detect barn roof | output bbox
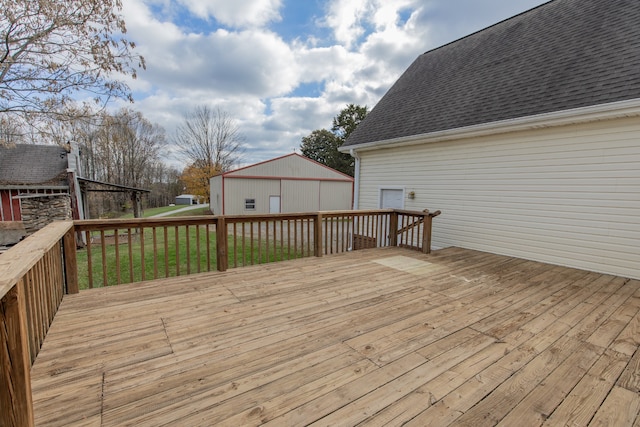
[220,153,353,181]
[343,0,640,148]
[0,144,69,186]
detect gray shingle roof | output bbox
[344,0,640,148]
[0,144,69,186]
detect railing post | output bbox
[216,217,228,271]
[63,226,79,294]
[389,211,399,247]
[0,285,36,427]
[314,213,323,257]
[422,214,433,254]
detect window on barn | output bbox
[245,198,256,210]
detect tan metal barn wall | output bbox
[229,154,349,180]
[281,180,320,212]
[319,181,352,210]
[224,178,280,215]
[209,176,223,214]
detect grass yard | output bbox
[166,207,213,217]
[76,225,306,289]
[117,205,187,219]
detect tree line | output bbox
[0,0,367,217]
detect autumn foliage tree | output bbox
[180,162,220,203]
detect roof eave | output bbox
[340,98,640,153]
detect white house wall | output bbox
[357,116,640,279]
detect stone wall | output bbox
[0,221,26,246]
[21,195,72,235]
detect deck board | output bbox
[31,247,640,426]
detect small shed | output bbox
[175,194,200,205]
[0,143,149,244]
[210,153,353,215]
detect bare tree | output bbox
[0,115,23,145]
[175,105,244,173]
[0,0,144,120]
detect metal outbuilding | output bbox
[210,153,353,215]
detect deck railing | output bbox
[73,209,441,288]
[0,208,439,425]
[0,221,77,427]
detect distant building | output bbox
[0,143,149,245]
[210,153,353,215]
[175,194,200,205]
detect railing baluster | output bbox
[100,230,107,286]
[196,224,202,273]
[152,227,158,279]
[175,226,180,276]
[232,222,238,268]
[164,227,169,278]
[206,224,211,271]
[140,227,146,281]
[115,229,120,285]
[273,220,278,261]
[127,228,134,283]
[241,222,246,266]
[85,230,93,289]
[253,221,258,265]
[185,225,191,275]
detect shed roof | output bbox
[221,153,353,181]
[0,144,69,186]
[343,0,640,148]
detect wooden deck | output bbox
[31,247,640,426]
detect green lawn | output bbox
[76,225,306,289]
[118,205,188,219]
[165,207,213,217]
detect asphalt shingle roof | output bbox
[0,144,69,186]
[344,0,640,148]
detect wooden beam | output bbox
[314,213,323,257]
[63,227,79,294]
[216,218,228,272]
[388,212,398,247]
[422,216,432,254]
[0,285,35,427]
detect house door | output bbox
[380,188,404,209]
[269,196,281,213]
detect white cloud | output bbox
[116,0,549,167]
[176,0,282,28]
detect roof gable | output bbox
[224,153,353,181]
[0,144,69,186]
[344,0,640,148]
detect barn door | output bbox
[269,196,281,213]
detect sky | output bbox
[116,0,552,168]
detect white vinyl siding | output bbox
[356,117,640,279]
